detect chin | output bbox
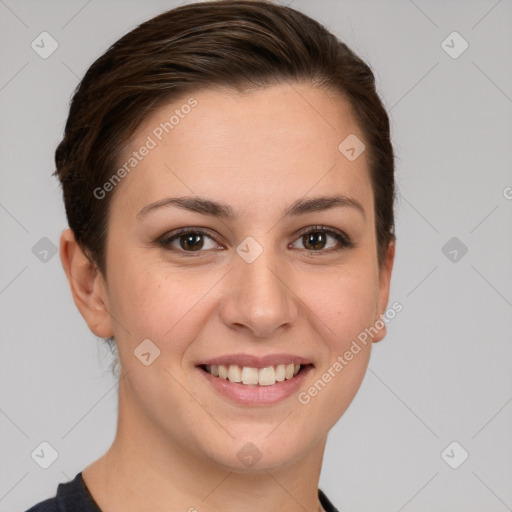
[197,424,317,472]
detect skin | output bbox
[60,82,395,512]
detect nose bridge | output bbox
[220,237,299,337]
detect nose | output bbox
[218,244,300,339]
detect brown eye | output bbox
[179,233,205,251]
[302,231,328,250]
[158,229,221,253]
[290,226,353,252]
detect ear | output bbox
[59,228,114,338]
[372,238,396,343]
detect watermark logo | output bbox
[31,441,59,469]
[32,237,58,263]
[236,236,264,263]
[31,31,58,59]
[442,236,468,263]
[133,338,161,366]
[338,134,365,161]
[441,441,469,469]
[441,31,468,59]
[237,442,262,467]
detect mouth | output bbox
[196,354,315,405]
[199,362,313,386]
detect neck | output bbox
[83,380,327,512]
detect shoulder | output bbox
[23,497,59,512]
[23,471,101,512]
[319,488,340,512]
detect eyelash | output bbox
[156,225,354,256]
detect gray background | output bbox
[1,0,511,511]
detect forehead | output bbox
[109,83,372,219]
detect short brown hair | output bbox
[55,0,396,278]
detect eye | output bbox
[157,228,223,254]
[157,225,353,256]
[289,226,353,252]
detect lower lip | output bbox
[198,365,314,405]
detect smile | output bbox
[202,363,303,386]
[196,354,314,405]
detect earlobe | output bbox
[373,238,396,344]
[59,228,114,338]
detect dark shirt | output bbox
[24,471,339,512]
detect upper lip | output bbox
[197,353,313,368]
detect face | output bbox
[82,82,394,471]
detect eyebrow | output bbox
[136,194,365,221]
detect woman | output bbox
[26,0,396,510]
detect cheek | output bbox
[293,268,377,424]
[297,262,379,347]
[107,260,219,357]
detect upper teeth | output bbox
[205,363,301,386]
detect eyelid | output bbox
[290,225,354,250]
[293,225,351,242]
[157,225,353,254]
[157,227,224,250]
